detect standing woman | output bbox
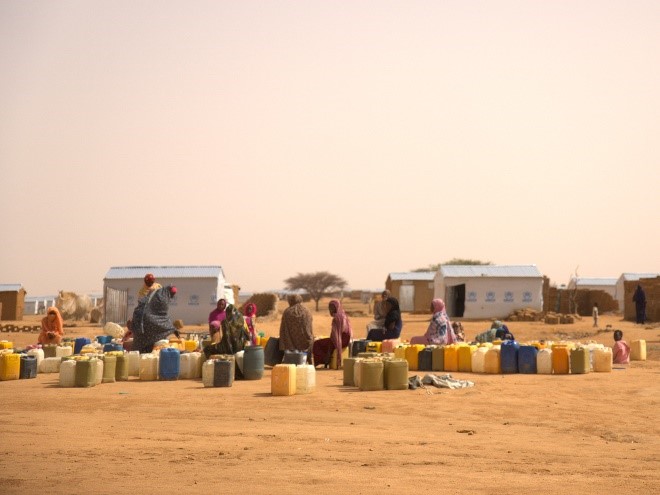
[208,298,227,343]
[633,285,646,324]
[38,307,64,345]
[313,300,353,368]
[243,302,258,346]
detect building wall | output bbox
[104,277,224,326]
[624,277,659,322]
[435,275,543,319]
[0,290,25,320]
[385,279,434,312]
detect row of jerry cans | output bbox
[342,357,409,391]
[0,352,37,380]
[351,339,401,358]
[270,364,316,396]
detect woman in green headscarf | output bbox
[218,304,251,355]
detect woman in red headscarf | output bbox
[243,302,258,345]
[38,307,65,345]
[312,300,353,368]
[138,273,162,299]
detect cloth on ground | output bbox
[408,373,475,390]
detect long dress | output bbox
[279,302,314,355]
[131,287,176,353]
[313,300,353,367]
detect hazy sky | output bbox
[1,1,659,296]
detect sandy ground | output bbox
[1,301,658,495]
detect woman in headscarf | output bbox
[138,273,162,299]
[367,297,403,341]
[243,302,258,346]
[313,300,353,368]
[633,285,646,324]
[208,298,227,343]
[38,307,64,345]
[131,285,179,353]
[410,299,456,345]
[279,295,314,361]
[218,304,250,355]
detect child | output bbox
[592,302,599,328]
[452,321,465,342]
[612,330,630,364]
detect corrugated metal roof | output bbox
[104,266,224,280]
[0,284,23,292]
[573,278,617,286]
[388,272,436,281]
[620,272,659,281]
[440,265,542,278]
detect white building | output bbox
[103,266,231,326]
[615,273,659,312]
[434,265,544,319]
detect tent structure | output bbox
[385,272,435,312]
[434,265,544,319]
[103,266,231,326]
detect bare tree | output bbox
[284,271,348,311]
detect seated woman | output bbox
[243,302,258,346]
[218,305,250,355]
[410,299,457,345]
[366,297,402,342]
[38,307,64,345]
[366,290,390,335]
[474,320,501,344]
[313,299,353,368]
[208,298,227,343]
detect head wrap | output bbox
[431,299,446,313]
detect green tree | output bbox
[284,271,348,311]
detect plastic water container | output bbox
[384,359,408,390]
[0,341,13,349]
[27,348,44,369]
[484,347,501,374]
[283,350,308,365]
[102,355,117,383]
[184,340,198,352]
[518,346,538,374]
[444,345,459,372]
[343,357,358,386]
[630,340,646,361]
[20,355,38,379]
[213,359,234,387]
[405,344,425,371]
[329,345,350,370]
[537,348,553,374]
[74,337,91,355]
[59,359,76,387]
[295,364,316,394]
[96,335,110,344]
[552,345,570,374]
[179,352,198,379]
[584,342,605,370]
[458,345,476,372]
[202,360,215,387]
[234,350,245,379]
[500,341,520,374]
[103,343,123,353]
[593,347,613,372]
[381,339,400,354]
[570,347,590,374]
[418,347,433,371]
[39,357,62,374]
[115,354,129,381]
[75,359,96,387]
[93,358,103,385]
[359,359,384,391]
[128,351,140,376]
[56,346,73,358]
[353,359,363,389]
[351,340,370,357]
[394,345,408,361]
[432,346,445,371]
[471,347,489,373]
[159,348,180,380]
[366,341,382,353]
[243,346,264,380]
[139,354,159,381]
[0,353,20,380]
[271,364,296,396]
[43,344,57,358]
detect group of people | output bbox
[35,272,646,369]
